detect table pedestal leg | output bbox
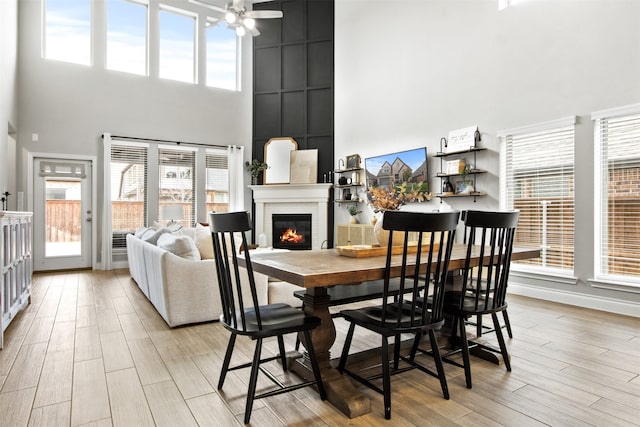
[289,287,371,418]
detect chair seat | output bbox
[341,302,441,333]
[293,279,422,307]
[224,303,321,336]
[444,292,507,316]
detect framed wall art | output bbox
[346,154,361,169]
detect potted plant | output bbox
[347,205,362,224]
[245,159,268,185]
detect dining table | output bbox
[239,244,540,418]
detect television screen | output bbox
[364,147,429,194]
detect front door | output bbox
[33,158,92,271]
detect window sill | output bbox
[589,278,640,295]
[510,265,578,286]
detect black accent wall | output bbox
[252,0,335,246]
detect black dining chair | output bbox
[337,210,460,420]
[458,210,514,340]
[442,210,519,389]
[209,211,326,424]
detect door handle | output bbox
[86,218,92,222]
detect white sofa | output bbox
[126,227,300,327]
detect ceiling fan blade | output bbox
[188,0,226,14]
[232,0,244,10]
[245,10,283,19]
[249,26,260,37]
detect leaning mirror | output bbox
[264,137,298,184]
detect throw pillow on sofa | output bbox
[195,223,214,259]
[157,233,201,260]
[140,227,171,245]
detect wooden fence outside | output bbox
[46,200,230,243]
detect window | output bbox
[206,20,238,90]
[44,0,91,65]
[106,0,148,75]
[205,148,230,213]
[594,104,640,284]
[500,117,576,273]
[110,143,148,249]
[159,7,196,83]
[498,0,510,11]
[158,147,196,226]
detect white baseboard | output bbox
[111,260,129,270]
[508,283,640,318]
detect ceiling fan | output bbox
[189,0,283,37]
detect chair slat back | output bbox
[382,211,460,327]
[460,210,519,312]
[210,211,263,332]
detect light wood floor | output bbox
[1,269,640,426]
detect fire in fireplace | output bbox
[272,214,312,250]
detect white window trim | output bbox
[499,115,576,278]
[496,116,576,139]
[592,102,640,290]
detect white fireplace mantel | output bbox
[250,184,332,250]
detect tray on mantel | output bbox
[336,243,439,258]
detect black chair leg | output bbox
[409,331,423,361]
[303,329,327,400]
[338,323,356,373]
[277,335,287,371]
[218,333,236,390]
[450,315,459,341]
[428,329,449,400]
[381,335,391,420]
[244,338,263,425]
[458,317,472,389]
[492,313,511,371]
[393,333,401,370]
[476,314,483,337]
[294,302,305,351]
[503,310,513,339]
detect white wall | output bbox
[335,0,640,313]
[16,0,254,261]
[0,0,18,210]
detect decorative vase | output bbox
[373,212,405,247]
[251,176,258,185]
[350,216,358,224]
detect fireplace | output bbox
[250,183,331,250]
[272,214,312,250]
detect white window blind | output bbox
[500,118,575,272]
[205,149,230,214]
[110,143,148,249]
[158,147,196,226]
[594,106,640,284]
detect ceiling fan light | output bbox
[225,11,237,24]
[236,26,246,36]
[243,18,255,29]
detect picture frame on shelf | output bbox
[346,154,361,169]
[445,159,466,175]
[455,180,474,195]
[446,125,478,153]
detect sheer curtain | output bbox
[228,145,245,211]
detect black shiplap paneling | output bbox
[253,0,335,246]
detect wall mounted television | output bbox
[364,147,429,193]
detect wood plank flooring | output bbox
[0,269,639,426]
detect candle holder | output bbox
[1,191,10,211]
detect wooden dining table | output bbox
[240,244,540,418]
